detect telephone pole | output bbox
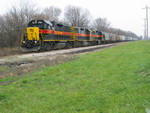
[144,18,147,39]
[143,6,150,39]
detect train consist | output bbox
[21,20,137,52]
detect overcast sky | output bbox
[0,0,150,37]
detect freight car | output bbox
[21,20,105,52]
[102,32,137,43]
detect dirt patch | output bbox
[0,54,76,79]
[0,60,34,67]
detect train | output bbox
[21,20,137,52]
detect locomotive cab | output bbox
[26,20,53,41]
[28,20,53,29]
[21,20,54,52]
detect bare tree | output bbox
[0,15,7,48]
[19,0,39,27]
[42,6,61,22]
[64,5,92,27]
[0,1,39,48]
[92,18,111,32]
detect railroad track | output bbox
[17,43,119,58]
[0,42,124,63]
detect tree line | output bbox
[0,1,140,48]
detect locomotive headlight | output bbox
[35,41,37,43]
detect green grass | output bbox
[0,41,150,113]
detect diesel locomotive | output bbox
[21,20,105,52]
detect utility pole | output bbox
[144,18,147,39]
[143,6,150,39]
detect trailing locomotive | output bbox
[21,20,105,52]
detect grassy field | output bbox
[0,41,150,113]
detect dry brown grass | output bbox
[0,47,20,57]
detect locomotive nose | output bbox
[27,27,40,41]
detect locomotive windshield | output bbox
[28,20,53,30]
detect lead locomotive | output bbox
[21,20,105,52]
